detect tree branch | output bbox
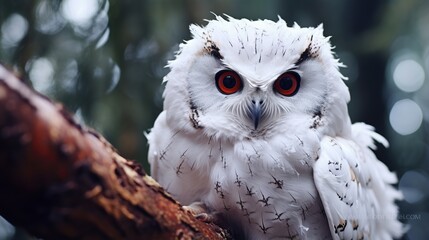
[0,65,228,240]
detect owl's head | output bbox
[163,16,351,140]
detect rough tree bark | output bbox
[0,65,228,240]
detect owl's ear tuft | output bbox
[292,22,300,28]
[312,24,325,40]
[276,15,287,26]
[222,14,235,22]
[189,24,205,38]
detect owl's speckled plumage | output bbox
[147,16,404,239]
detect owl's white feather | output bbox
[314,124,403,240]
[147,16,403,239]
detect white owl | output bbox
[147,16,404,240]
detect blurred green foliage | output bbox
[1,0,428,239]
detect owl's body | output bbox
[147,16,403,239]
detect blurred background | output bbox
[0,0,428,239]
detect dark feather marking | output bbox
[208,146,213,159]
[258,192,272,206]
[189,100,203,129]
[247,162,254,177]
[180,149,188,158]
[246,154,252,164]
[303,152,311,167]
[171,128,183,138]
[205,39,223,59]
[219,141,227,168]
[234,171,242,187]
[176,158,185,175]
[175,149,189,175]
[269,174,284,189]
[251,145,261,159]
[214,181,226,199]
[245,184,255,196]
[271,208,286,222]
[315,147,321,161]
[295,45,312,65]
[190,161,196,171]
[310,107,323,129]
[366,177,372,186]
[334,220,348,234]
[159,150,167,161]
[220,191,225,199]
[236,193,246,210]
[289,192,297,203]
[315,153,320,161]
[352,220,359,230]
[239,36,245,49]
[295,35,316,66]
[159,127,183,160]
[243,209,255,223]
[258,215,272,234]
[282,218,299,240]
[336,192,344,201]
[214,181,222,193]
[301,206,307,220]
[296,136,304,146]
[254,37,258,54]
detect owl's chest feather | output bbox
[200,138,330,239]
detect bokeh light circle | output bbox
[389,99,423,135]
[392,59,425,92]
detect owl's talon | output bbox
[183,202,207,215]
[183,202,219,223]
[195,213,211,222]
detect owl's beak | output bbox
[249,99,263,129]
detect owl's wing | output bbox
[313,123,404,240]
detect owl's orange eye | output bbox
[215,70,242,95]
[273,71,300,96]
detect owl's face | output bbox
[163,16,350,140]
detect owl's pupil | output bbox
[279,77,293,90]
[223,75,237,88]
